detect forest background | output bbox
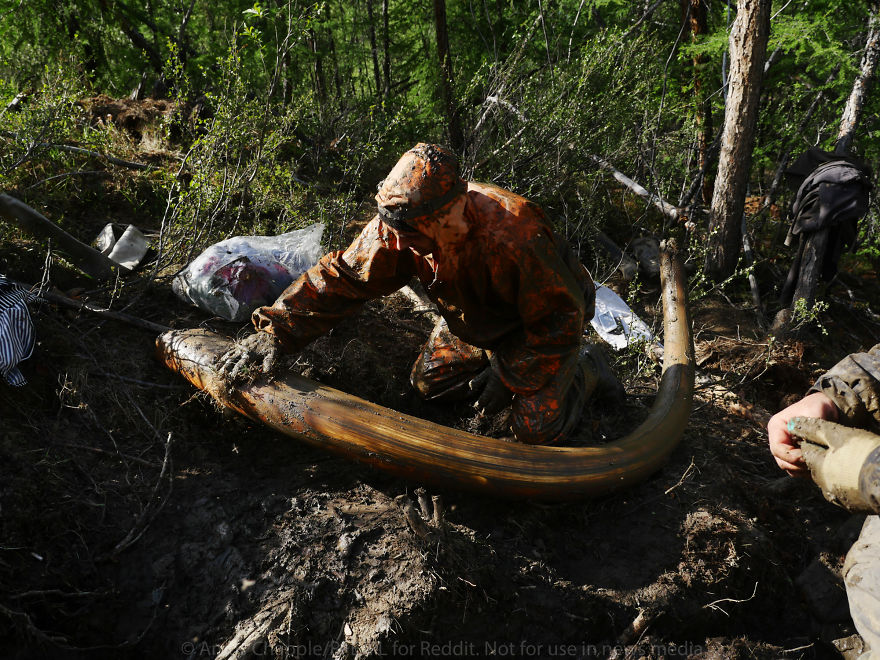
[2,0,879,303]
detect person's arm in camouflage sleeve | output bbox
[252,216,417,352]
[218,218,416,379]
[809,344,880,431]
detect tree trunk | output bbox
[328,32,343,99]
[96,0,165,75]
[308,29,326,103]
[433,0,463,150]
[382,0,391,98]
[366,0,383,100]
[683,0,713,204]
[835,4,880,154]
[791,229,829,310]
[704,0,770,282]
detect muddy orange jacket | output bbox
[253,182,594,396]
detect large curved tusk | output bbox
[157,244,694,500]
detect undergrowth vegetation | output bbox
[0,0,879,319]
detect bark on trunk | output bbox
[683,0,713,204]
[308,29,326,103]
[366,0,383,100]
[790,229,829,310]
[382,0,391,98]
[433,0,463,150]
[704,0,771,282]
[836,5,880,154]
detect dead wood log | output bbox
[157,245,694,500]
[589,155,680,221]
[39,144,156,171]
[596,231,639,281]
[28,285,170,333]
[0,194,125,281]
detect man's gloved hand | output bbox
[216,331,282,381]
[468,358,512,416]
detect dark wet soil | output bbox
[1,259,872,660]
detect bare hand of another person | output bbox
[767,391,840,477]
[217,332,282,381]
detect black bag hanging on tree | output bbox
[779,147,872,308]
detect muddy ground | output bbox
[2,99,879,659]
[3,244,878,660]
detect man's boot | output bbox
[580,343,626,406]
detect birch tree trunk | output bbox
[704,0,771,282]
[836,4,880,154]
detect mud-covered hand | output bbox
[788,416,880,513]
[468,359,512,416]
[217,331,282,381]
[767,391,839,477]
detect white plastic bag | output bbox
[94,223,149,270]
[589,283,656,350]
[173,223,324,322]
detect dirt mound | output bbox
[77,95,209,149]
[80,95,175,140]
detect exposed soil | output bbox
[3,101,880,659]
[2,256,876,660]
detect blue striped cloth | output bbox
[0,275,35,386]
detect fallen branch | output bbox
[37,143,156,171]
[1,132,158,171]
[0,193,124,280]
[27,285,170,333]
[0,91,26,119]
[589,155,680,221]
[473,122,530,170]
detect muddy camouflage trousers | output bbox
[844,515,880,657]
[410,318,597,444]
